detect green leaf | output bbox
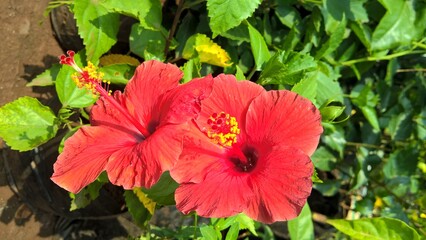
[385,112,413,141]
[55,52,97,108]
[247,22,271,70]
[234,214,257,236]
[181,58,202,83]
[291,72,318,104]
[101,0,138,18]
[311,169,323,183]
[73,0,120,62]
[0,97,58,151]
[314,17,346,59]
[349,21,372,51]
[322,123,346,157]
[58,126,80,153]
[235,65,246,80]
[124,190,152,228]
[258,51,317,85]
[225,222,240,240]
[70,178,105,211]
[283,25,302,52]
[311,146,337,171]
[320,104,347,123]
[324,0,368,23]
[360,106,380,131]
[136,0,162,30]
[100,64,134,85]
[316,62,343,105]
[129,23,166,61]
[221,23,250,42]
[207,0,261,37]
[327,217,421,240]
[26,64,61,87]
[200,225,220,240]
[101,0,162,30]
[371,0,417,51]
[142,171,178,206]
[275,1,301,28]
[288,203,314,240]
[314,179,341,197]
[383,147,419,179]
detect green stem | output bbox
[345,141,390,151]
[247,67,257,80]
[340,50,425,66]
[164,0,186,57]
[193,213,198,238]
[302,0,323,4]
[145,224,151,240]
[183,0,206,9]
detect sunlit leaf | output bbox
[181,58,202,83]
[288,203,314,240]
[371,0,417,51]
[291,72,318,104]
[73,0,119,62]
[207,0,261,37]
[327,217,421,240]
[0,97,58,151]
[258,51,317,85]
[225,222,240,240]
[234,214,257,236]
[247,22,271,70]
[200,225,220,239]
[101,0,162,30]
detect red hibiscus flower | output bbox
[51,51,213,193]
[170,75,323,223]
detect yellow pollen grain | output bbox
[206,112,240,147]
[71,61,105,97]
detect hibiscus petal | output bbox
[244,146,313,223]
[124,60,183,125]
[90,91,139,133]
[174,160,253,218]
[153,75,214,127]
[51,126,137,193]
[245,90,323,156]
[106,123,186,189]
[195,75,265,136]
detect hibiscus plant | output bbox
[0,0,425,239]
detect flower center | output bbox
[59,50,150,138]
[206,112,240,147]
[229,146,258,172]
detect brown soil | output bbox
[0,1,141,239]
